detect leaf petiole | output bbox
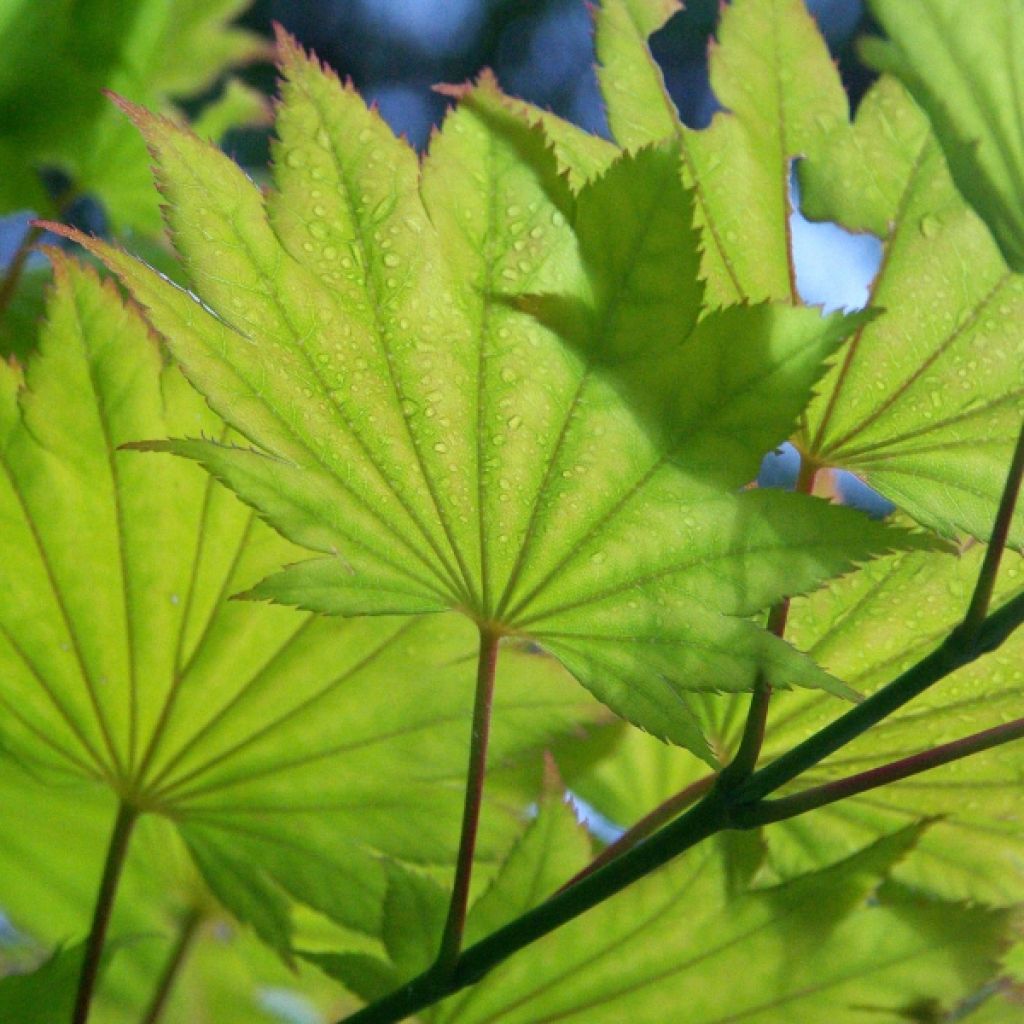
[557,773,716,892]
[434,627,502,975]
[139,908,202,1024]
[959,419,1024,637]
[733,713,1024,827]
[720,455,818,789]
[335,584,1024,1024]
[72,801,138,1024]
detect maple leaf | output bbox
[798,76,1024,544]
[54,33,921,759]
[0,255,598,953]
[866,0,1024,274]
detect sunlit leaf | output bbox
[865,0,1024,274]
[0,255,601,953]
[0,763,356,1024]
[311,772,593,1007]
[565,541,1024,906]
[799,76,1024,544]
[462,763,591,948]
[763,542,1024,905]
[445,72,618,191]
[594,0,847,305]
[428,827,1008,1023]
[62,33,922,759]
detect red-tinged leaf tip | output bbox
[272,21,303,63]
[102,90,148,123]
[272,22,343,93]
[434,69,501,101]
[31,220,91,248]
[32,222,114,272]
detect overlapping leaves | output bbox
[0,257,599,952]
[564,540,1024,906]
[594,0,1024,546]
[0,763,354,1023]
[865,0,1024,274]
[68,31,920,758]
[319,802,1006,1023]
[595,0,848,306]
[799,76,1024,545]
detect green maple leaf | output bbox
[591,0,1024,545]
[461,74,618,192]
[865,0,1024,275]
[368,823,1006,1023]
[762,540,1024,906]
[0,763,351,1023]
[594,0,848,306]
[0,943,96,1024]
[798,76,1024,544]
[565,538,1024,907]
[61,32,922,760]
[309,768,594,1011]
[0,255,600,953]
[0,0,267,231]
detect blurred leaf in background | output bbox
[0,0,268,232]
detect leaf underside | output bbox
[594,0,1024,546]
[0,256,601,952]
[65,30,921,757]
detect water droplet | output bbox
[285,149,306,168]
[434,441,449,454]
[919,214,941,239]
[383,252,401,268]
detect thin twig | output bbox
[338,794,730,1024]
[434,627,502,974]
[960,419,1024,636]
[557,773,716,892]
[72,802,138,1024]
[735,714,1024,826]
[333,586,1024,1024]
[334,439,1024,1023]
[720,456,818,788]
[139,909,202,1024]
